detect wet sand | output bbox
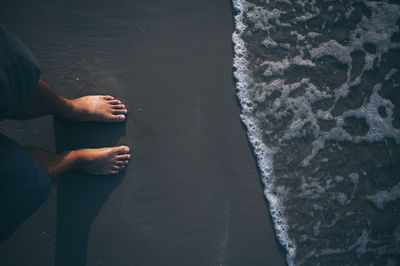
[0,0,285,265]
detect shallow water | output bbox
[232,0,400,265]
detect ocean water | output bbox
[232,0,400,265]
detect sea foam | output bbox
[232,0,400,265]
[232,0,296,265]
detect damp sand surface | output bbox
[0,0,286,265]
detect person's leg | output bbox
[0,133,130,243]
[27,146,131,183]
[0,133,51,243]
[11,79,128,122]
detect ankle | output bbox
[55,97,78,118]
[63,150,85,170]
[48,150,82,180]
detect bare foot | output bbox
[62,95,128,122]
[27,145,131,182]
[75,146,131,175]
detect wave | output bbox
[232,0,296,264]
[232,0,400,265]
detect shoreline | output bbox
[232,0,294,264]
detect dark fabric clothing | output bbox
[0,133,51,243]
[0,24,50,243]
[0,23,41,120]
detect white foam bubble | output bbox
[232,0,296,265]
[366,182,400,209]
[310,40,352,65]
[294,11,317,23]
[385,68,398,81]
[349,173,359,184]
[262,37,278,49]
[318,230,370,257]
[335,192,348,206]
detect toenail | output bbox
[127,154,130,158]
[124,147,130,152]
[120,115,125,120]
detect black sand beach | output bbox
[0,0,285,265]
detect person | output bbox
[0,24,131,242]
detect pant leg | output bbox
[0,24,41,120]
[0,133,51,243]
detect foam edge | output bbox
[231,0,296,265]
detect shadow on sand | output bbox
[53,118,126,266]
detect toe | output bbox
[109,114,126,122]
[103,95,114,100]
[112,165,122,170]
[108,99,122,105]
[116,154,130,160]
[112,109,128,115]
[116,160,129,165]
[117,114,126,121]
[113,104,126,109]
[109,170,119,175]
[115,145,130,154]
[121,146,130,153]
[120,146,130,153]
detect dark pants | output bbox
[0,134,51,242]
[0,24,51,243]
